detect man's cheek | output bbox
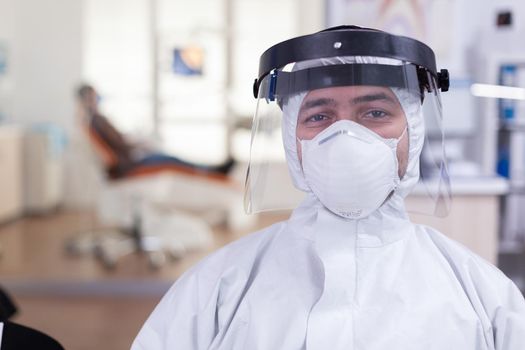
[396,135,409,179]
[296,140,303,164]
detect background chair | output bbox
[65,111,250,269]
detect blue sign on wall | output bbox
[172,46,204,76]
[0,43,7,75]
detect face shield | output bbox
[245,26,451,217]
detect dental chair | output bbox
[65,112,249,269]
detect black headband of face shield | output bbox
[259,63,424,101]
[253,25,449,99]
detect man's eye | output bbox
[365,110,388,119]
[307,114,328,122]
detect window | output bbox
[83,0,305,164]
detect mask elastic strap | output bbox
[382,125,408,149]
[397,125,408,142]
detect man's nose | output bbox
[335,111,356,122]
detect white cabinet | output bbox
[0,126,23,222]
[407,177,508,265]
[23,130,64,213]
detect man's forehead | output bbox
[300,86,398,111]
[304,86,394,100]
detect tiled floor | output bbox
[12,294,159,350]
[0,209,288,350]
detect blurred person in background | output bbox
[76,84,235,180]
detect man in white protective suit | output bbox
[132,25,525,349]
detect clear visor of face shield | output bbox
[244,59,451,217]
[413,69,451,217]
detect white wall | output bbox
[83,0,153,135]
[0,0,85,207]
[0,0,15,48]
[0,0,15,121]
[446,0,525,77]
[326,0,525,77]
[10,0,83,131]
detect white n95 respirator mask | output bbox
[300,120,405,219]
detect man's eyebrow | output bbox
[300,98,337,111]
[352,93,396,104]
